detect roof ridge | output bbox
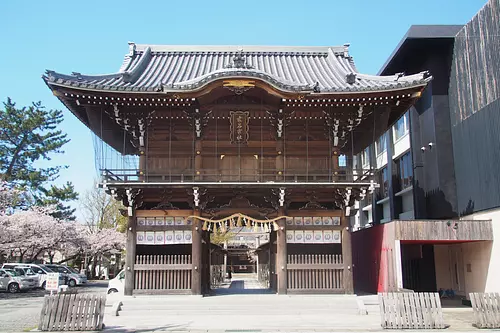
[132,43,348,55]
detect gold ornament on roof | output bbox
[222,80,255,95]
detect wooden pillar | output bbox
[277,207,287,294]
[191,208,202,295]
[332,149,339,180]
[124,208,136,296]
[139,147,146,181]
[269,231,277,291]
[341,211,354,294]
[276,140,284,181]
[202,230,210,294]
[195,140,202,181]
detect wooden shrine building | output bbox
[44,43,430,295]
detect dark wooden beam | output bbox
[341,212,353,294]
[191,208,202,295]
[124,209,136,296]
[277,206,287,294]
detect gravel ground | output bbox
[0,281,108,332]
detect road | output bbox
[0,281,108,332]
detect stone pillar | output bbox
[191,208,202,295]
[341,211,354,294]
[194,140,202,181]
[277,207,287,294]
[124,209,136,296]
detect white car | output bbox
[1,263,65,289]
[107,270,125,294]
[0,269,37,293]
[12,267,40,288]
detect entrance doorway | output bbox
[210,225,274,295]
[195,210,279,296]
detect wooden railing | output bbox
[102,168,375,184]
[134,255,191,292]
[258,264,270,288]
[287,254,344,292]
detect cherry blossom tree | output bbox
[0,181,125,269]
[0,181,24,215]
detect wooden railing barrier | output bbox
[378,292,445,329]
[38,294,105,331]
[134,255,191,291]
[287,254,343,292]
[470,292,500,328]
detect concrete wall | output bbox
[434,241,494,298]
[461,241,493,295]
[462,208,500,293]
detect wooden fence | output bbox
[470,292,500,328]
[287,254,343,292]
[378,292,445,329]
[134,255,191,292]
[38,294,105,331]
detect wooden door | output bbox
[219,155,259,181]
[449,246,465,295]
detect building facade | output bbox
[44,44,429,295]
[352,0,499,297]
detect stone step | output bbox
[118,307,360,316]
[118,299,360,311]
[104,314,381,330]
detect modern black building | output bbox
[352,0,499,297]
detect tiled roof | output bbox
[44,43,431,94]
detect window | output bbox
[339,154,347,167]
[394,112,409,141]
[398,152,413,190]
[376,133,387,155]
[361,147,370,166]
[380,167,389,198]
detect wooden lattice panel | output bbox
[378,292,445,329]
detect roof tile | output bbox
[44,43,431,94]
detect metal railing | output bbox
[101,168,376,184]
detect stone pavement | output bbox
[101,274,482,333]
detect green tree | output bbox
[0,98,78,219]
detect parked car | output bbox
[1,263,65,289]
[45,264,87,287]
[12,266,40,288]
[107,270,124,294]
[0,268,37,293]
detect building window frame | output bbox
[375,132,387,156]
[361,147,370,167]
[380,167,389,198]
[397,151,413,190]
[393,112,409,142]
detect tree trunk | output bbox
[57,253,80,265]
[92,255,98,279]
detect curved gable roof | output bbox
[44,43,431,94]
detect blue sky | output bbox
[0,0,486,220]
